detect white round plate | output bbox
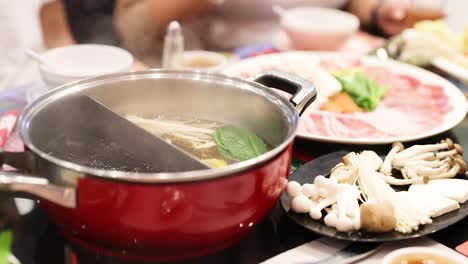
[432,56,468,85]
[222,52,468,144]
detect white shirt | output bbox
[0,0,53,91]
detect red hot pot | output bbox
[0,70,316,262]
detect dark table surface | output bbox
[11,122,468,264]
[6,78,468,264]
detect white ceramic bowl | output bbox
[382,247,467,264]
[279,7,359,51]
[39,44,133,89]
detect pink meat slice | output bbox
[231,57,452,139]
[298,112,392,138]
[298,63,451,139]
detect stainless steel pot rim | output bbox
[19,69,299,183]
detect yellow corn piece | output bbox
[202,159,228,168]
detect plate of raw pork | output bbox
[222,52,468,144]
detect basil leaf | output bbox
[213,125,268,161]
[333,69,388,111]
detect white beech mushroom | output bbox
[291,194,313,213]
[409,152,437,161]
[434,144,463,159]
[330,162,357,183]
[330,152,360,184]
[343,152,359,165]
[360,151,384,171]
[408,144,463,161]
[286,181,302,197]
[393,139,455,168]
[330,163,358,184]
[391,156,465,184]
[401,167,419,179]
[408,162,451,176]
[308,175,347,220]
[393,140,463,182]
[323,186,361,232]
[404,158,449,168]
[380,142,404,176]
[428,155,467,180]
[302,183,319,200]
[380,172,429,185]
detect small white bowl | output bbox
[382,247,467,264]
[178,50,229,72]
[279,7,359,51]
[39,44,133,89]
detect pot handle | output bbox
[249,70,317,115]
[0,151,76,208]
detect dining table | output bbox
[2,32,468,264]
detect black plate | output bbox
[280,151,468,242]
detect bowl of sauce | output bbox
[383,247,467,264]
[179,51,229,72]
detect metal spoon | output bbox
[369,35,406,62]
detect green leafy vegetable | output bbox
[213,125,268,161]
[0,230,13,264]
[333,69,388,111]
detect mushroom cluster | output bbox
[286,138,468,234]
[380,139,466,185]
[286,175,361,232]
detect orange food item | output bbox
[321,92,363,113]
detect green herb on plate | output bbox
[213,125,268,162]
[333,69,388,111]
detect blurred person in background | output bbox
[62,0,121,46]
[0,2,74,262]
[114,0,418,66]
[0,0,75,90]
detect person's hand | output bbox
[376,0,410,36]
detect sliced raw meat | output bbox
[225,54,455,140]
[299,112,392,138]
[301,61,452,139]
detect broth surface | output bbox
[391,253,457,264]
